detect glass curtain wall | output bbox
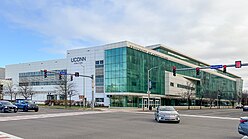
[105,46,238,107]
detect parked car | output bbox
[236,104,243,109]
[243,106,248,111]
[238,117,248,136]
[154,106,180,123]
[15,99,39,112]
[0,100,18,113]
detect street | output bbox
[0,108,245,139]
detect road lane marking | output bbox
[132,111,240,120]
[0,111,113,122]
[0,131,23,139]
[179,114,240,120]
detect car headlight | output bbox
[4,106,8,109]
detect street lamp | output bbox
[147,66,158,110]
[79,64,86,107]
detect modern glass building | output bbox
[104,42,242,108]
[5,41,243,107]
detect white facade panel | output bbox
[67,45,110,106]
[5,59,67,101]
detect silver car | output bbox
[154,106,180,123]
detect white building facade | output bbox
[5,41,242,107]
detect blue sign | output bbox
[60,71,67,75]
[210,65,223,69]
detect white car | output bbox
[154,106,180,123]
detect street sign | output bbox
[60,71,67,75]
[149,80,152,89]
[210,65,223,69]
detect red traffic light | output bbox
[223,65,227,73]
[172,66,176,76]
[44,69,47,78]
[59,74,62,80]
[235,61,242,68]
[196,67,200,75]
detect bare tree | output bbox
[237,91,242,105]
[205,90,217,109]
[241,90,248,105]
[19,82,33,100]
[55,75,77,108]
[0,82,3,100]
[68,90,78,107]
[180,82,195,109]
[3,82,15,101]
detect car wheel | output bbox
[14,108,17,113]
[35,108,39,112]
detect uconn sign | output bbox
[71,57,87,64]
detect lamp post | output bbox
[147,66,158,110]
[79,64,86,107]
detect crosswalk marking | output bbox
[0,111,113,122]
[180,114,240,120]
[0,131,23,139]
[132,111,240,120]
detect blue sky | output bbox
[0,0,248,88]
[0,17,63,67]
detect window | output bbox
[95,98,104,102]
[170,82,174,87]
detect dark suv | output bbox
[15,99,39,112]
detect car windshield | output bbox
[1,101,13,105]
[159,106,175,111]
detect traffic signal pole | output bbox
[41,70,95,110]
[174,61,248,73]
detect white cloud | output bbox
[0,0,248,88]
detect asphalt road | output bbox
[0,108,245,139]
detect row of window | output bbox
[19,81,63,86]
[19,70,67,77]
[170,82,195,90]
[95,60,104,65]
[19,70,67,86]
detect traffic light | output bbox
[70,75,73,81]
[223,65,227,73]
[172,66,176,76]
[196,67,200,75]
[75,72,79,77]
[44,70,47,78]
[59,74,62,80]
[235,61,242,68]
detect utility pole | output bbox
[147,66,158,111]
[91,75,94,110]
